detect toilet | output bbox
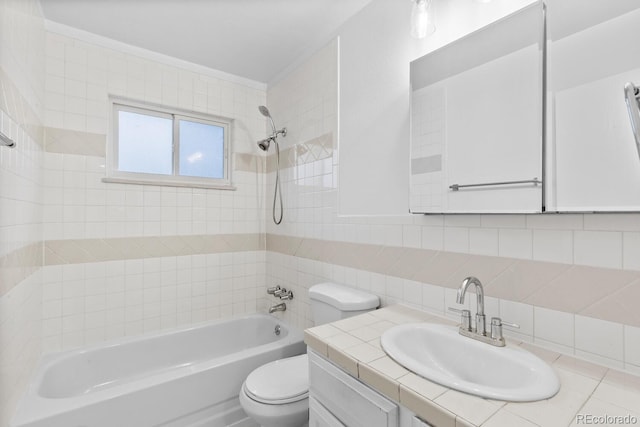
[239,282,380,427]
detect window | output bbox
[105,98,232,189]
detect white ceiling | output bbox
[40,0,373,84]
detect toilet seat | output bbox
[244,354,309,405]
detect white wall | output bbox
[338,0,413,216]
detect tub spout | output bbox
[269,302,286,313]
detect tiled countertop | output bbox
[304,305,640,427]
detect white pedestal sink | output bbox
[381,323,560,402]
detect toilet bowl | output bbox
[239,354,309,427]
[240,283,379,427]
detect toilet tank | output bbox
[309,283,380,326]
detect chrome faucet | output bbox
[457,276,486,337]
[449,276,520,347]
[269,302,286,314]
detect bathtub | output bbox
[12,314,305,427]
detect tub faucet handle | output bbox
[274,287,287,297]
[279,289,294,300]
[267,285,281,295]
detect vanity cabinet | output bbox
[308,350,432,427]
[309,397,347,427]
[309,351,398,427]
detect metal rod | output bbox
[449,178,541,191]
[0,131,15,148]
[624,82,640,161]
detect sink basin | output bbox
[380,323,560,401]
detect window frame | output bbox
[105,97,234,190]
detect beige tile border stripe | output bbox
[3,234,266,297]
[0,242,43,298]
[44,233,265,266]
[266,132,334,173]
[8,232,640,327]
[44,127,107,156]
[266,233,640,327]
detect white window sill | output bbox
[101,177,236,190]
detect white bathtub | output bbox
[12,314,305,427]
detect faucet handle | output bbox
[502,320,520,330]
[448,307,472,331]
[267,285,281,295]
[490,317,520,341]
[279,290,294,300]
[491,317,520,329]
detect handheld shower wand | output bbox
[257,106,286,225]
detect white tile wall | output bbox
[43,30,266,153]
[624,326,640,369]
[532,229,573,264]
[0,0,45,423]
[42,152,264,240]
[37,26,271,356]
[0,271,42,425]
[533,308,574,351]
[42,28,269,241]
[575,315,624,368]
[41,251,267,353]
[574,231,623,269]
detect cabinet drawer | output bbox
[309,350,398,427]
[411,416,433,427]
[309,396,346,427]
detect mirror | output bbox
[409,1,545,214]
[546,0,640,212]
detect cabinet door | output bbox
[309,351,398,427]
[547,0,640,211]
[409,2,544,213]
[309,397,346,427]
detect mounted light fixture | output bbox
[411,0,435,39]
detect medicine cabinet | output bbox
[409,1,545,214]
[410,0,640,214]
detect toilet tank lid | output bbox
[309,283,379,311]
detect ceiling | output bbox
[40,0,373,84]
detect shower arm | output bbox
[273,127,287,138]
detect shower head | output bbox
[258,105,271,118]
[256,105,286,153]
[257,137,272,151]
[259,105,277,135]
